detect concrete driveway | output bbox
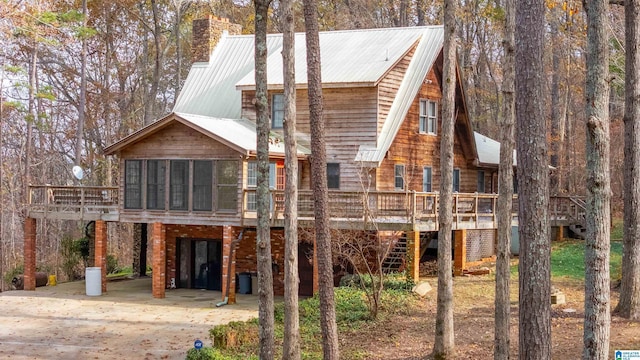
[0,278,258,359]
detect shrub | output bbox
[209,320,259,350]
[185,347,250,360]
[106,254,120,274]
[339,273,413,291]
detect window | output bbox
[395,164,405,190]
[419,100,437,134]
[327,163,340,189]
[423,166,432,192]
[217,160,238,211]
[272,93,284,128]
[247,161,276,188]
[477,170,485,193]
[453,168,460,192]
[124,160,142,209]
[193,160,213,211]
[170,160,189,210]
[146,160,166,210]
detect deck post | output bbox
[406,231,421,282]
[23,217,37,290]
[151,222,166,299]
[453,229,467,276]
[94,220,108,293]
[221,225,237,304]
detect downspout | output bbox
[216,229,244,307]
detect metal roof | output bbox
[175,112,310,156]
[355,27,444,165]
[474,132,516,166]
[235,27,439,88]
[173,34,283,118]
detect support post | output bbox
[406,231,421,282]
[221,225,237,304]
[94,220,107,293]
[23,217,37,291]
[453,229,467,276]
[151,222,166,299]
[554,226,564,241]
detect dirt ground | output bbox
[0,278,258,359]
[342,270,640,359]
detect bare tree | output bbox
[281,0,301,358]
[74,0,87,167]
[255,0,275,358]
[582,0,611,358]
[515,0,551,357]
[302,0,340,358]
[615,0,640,321]
[433,0,457,357]
[494,0,515,356]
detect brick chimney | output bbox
[192,15,242,63]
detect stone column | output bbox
[151,222,166,299]
[94,220,108,293]
[23,218,37,291]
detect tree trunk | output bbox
[515,0,551,357]
[144,0,162,125]
[282,0,301,358]
[302,1,340,358]
[494,0,515,356]
[75,0,88,167]
[615,0,640,321]
[24,42,37,208]
[583,0,611,357]
[433,0,456,357]
[254,1,275,358]
[140,223,147,276]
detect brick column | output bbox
[94,220,108,293]
[23,218,37,291]
[453,230,467,276]
[151,223,166,299]
[406,231,421,282]
[554,226,564,241]
[221,225,237,304]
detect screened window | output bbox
[423,166,433,192]
[272,93,284,128]
[193,161,213,211]
[419,100,438,134]
[395,164,405,190]
[217,160,238,211]
[146,160,166,210]
[477,170,486,193]
[453,168,461,192]
[327,163,340,189]
[170,160,189,210]
[124,160,142,209]
[247,161,277,210]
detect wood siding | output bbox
[242,87,379,191]
[377,44,417,134]
[377,66,491,193]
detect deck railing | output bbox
[28,185,585,228]
[28,185,119,220]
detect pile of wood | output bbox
[11,272,48,290]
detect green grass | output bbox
[551,240,623,281]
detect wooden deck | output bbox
[27,185,584,231]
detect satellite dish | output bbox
[72,165,84,180]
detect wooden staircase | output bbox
[382,233,431,273]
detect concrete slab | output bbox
[0,278,258,359]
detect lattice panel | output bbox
[466,230,496,262]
